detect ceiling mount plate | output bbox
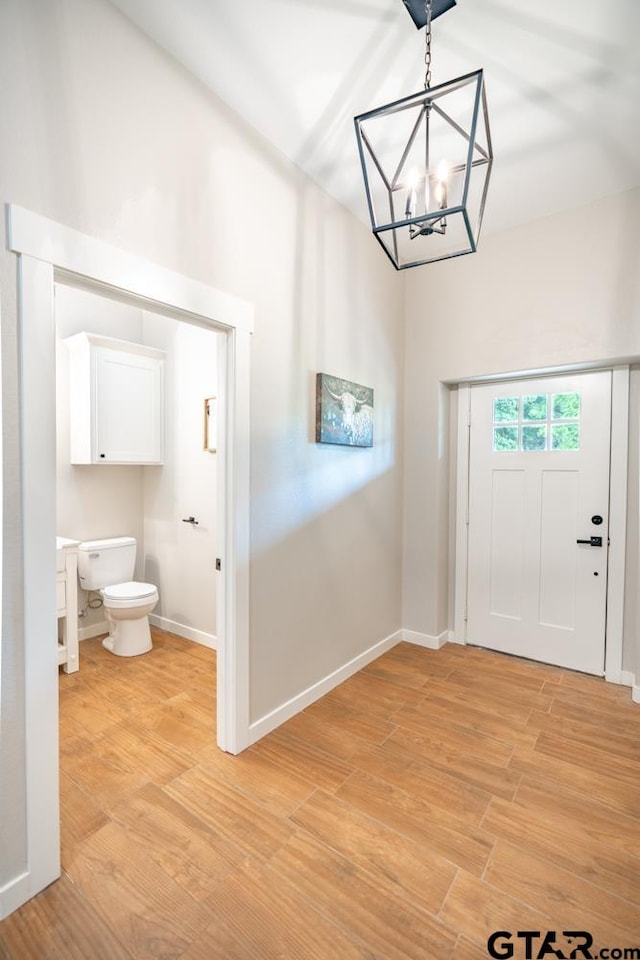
[401,0,457,28]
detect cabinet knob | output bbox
[99,453,106,459]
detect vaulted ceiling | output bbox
[111,0,640,237]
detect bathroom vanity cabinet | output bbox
[65,332,165,464]
[57,537,80,673]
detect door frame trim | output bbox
[453,364,628,684]
[5,203,253,914]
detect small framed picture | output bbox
[316,373,374,447]
[204,397,217,452]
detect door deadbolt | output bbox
[591,515,603,525]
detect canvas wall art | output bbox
[316,373,374,447]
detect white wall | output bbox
[403,187,640,677]
[55,289,219,644]
[55,284,146,633]
[0,0,404,892]
[142,314,218,645]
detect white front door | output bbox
[466,371,612,675]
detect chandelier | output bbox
[354,0,493,269]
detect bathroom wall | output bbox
[55,284,146,635]
[55,289,219,643]
[142,313,218,646]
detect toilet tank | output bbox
[77,537,136,590]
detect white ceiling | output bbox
[111,0,640,237]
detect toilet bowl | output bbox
[77,537,159,658]
[102,581,159,657]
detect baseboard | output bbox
[628,671,640,704]
[79,620,109,641]
[0,871,31,920]
[619,670,640,704]
[399,628,448,649]
[149,615,217,650]
[248,628,403,745]
[79,616,216,650]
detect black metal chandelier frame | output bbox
[354,0,493,270]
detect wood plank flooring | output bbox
[2,631,639,958]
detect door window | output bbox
[492,391,580,452]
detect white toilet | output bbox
[77,537,159,657]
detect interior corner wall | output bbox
[141,314,218,643]
[0,0,404,893]
[402,187,640,675]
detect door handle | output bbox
[576,536,602,547]
[182,516,199,525]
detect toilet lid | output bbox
[102,581,158,601]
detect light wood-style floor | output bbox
[1,631,639,959]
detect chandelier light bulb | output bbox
[437,159,451,182]
[404,166,420,219]
[435,159,450,208]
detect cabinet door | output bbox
[94,348,163,463]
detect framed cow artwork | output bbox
[315,373,374,447]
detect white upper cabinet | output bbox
[65,333,165,464]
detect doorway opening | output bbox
[8,204,252,913]
[55,285,222,658]
[54,283,224,824]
